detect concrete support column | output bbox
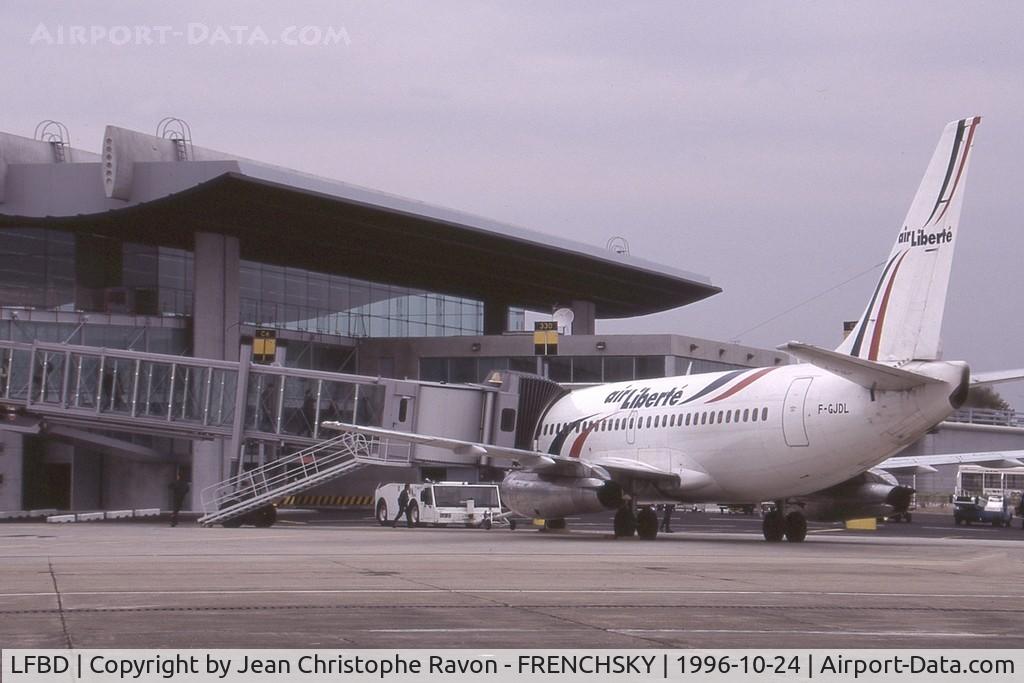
[190,232,241,509]
[192,232,241,361]
[483,299,509,336]
[0,431,24,510]
[570,300,596,335]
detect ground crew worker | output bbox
[392,483,416,528]
[168,471,190,527]
[659,503,675,533]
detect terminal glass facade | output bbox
[239,260,521,338]
[0,227,523,341]
[419,355,746,384]
[0,228,193,318]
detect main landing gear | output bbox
[614,506,636,537]
[762,503,806,543]
[614,505,660,539]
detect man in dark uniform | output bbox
[392,483,416,528]
[168,471,190,527]
[659,503,676,533]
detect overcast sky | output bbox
[4,1,1024,402]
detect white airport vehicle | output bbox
[374,481,507,529]
[328,117,1024,543]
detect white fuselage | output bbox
[536,361,965,503]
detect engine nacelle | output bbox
[500,471,624,519]
[798,469,914,522]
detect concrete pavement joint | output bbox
[47,558,72,649]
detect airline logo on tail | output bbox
[838,116,981,363]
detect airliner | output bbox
[327,116,1017,542]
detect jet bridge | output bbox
[0,340,567,522]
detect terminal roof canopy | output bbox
[0,127,720,318]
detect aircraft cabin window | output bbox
[700,412,707,425]
[628,418,634,429]
[669,415,676,427]
[733,409,741,423]
[725,411,732,424]
[684,414,690,426]
[645,416,652,428]
[743,408,749,422]
[762,407,769,421]
[752,409,758,422]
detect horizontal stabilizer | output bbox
[781,342,943,391]
[971,369,1024,386]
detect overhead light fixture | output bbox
[470,342,481,352]
[595,341,606,351]
[689,343,698,352]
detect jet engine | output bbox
[500,471,624,519]
[797,469,914,522]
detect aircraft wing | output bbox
[320,421,679,484]
[971,369,1024,386]
[878,450,1024,474]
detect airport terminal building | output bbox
[0,121,791,514]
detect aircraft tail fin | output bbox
[836,117,981,362]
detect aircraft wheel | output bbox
[252,505,277,528]
[905,512,912,523]
[376,500,389,526]
[509,519,517,531]
[482,519,492,530]
[636,507,659,540]
[613,507,637,537]
[784,511,807,543]
[762,510,784,542]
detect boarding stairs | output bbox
[198,431,411,527]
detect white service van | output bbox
[374,481,507,528]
